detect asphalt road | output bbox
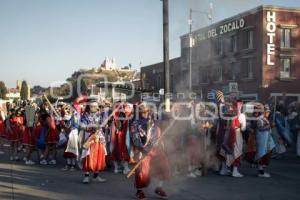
[0,144,300,200]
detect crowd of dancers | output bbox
[0,95,299,200]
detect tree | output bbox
[71,79,88,100]
[20,80,29,100]
[0,81,7,99]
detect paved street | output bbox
[0,144,300,200]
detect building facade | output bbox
[141,5,300,102]
[140,57,181,93]
[180,5,300,101]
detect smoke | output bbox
[154,103,220,195]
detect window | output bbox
[218,37,223,55]
[280,29,291,48]
[246,30,253,49]
[280,58,291,78]
[246,59,253,78]
[230,35,237,52]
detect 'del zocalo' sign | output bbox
[195,18,245,42]
[266,11,276,66]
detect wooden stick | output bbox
[127,118,175,179]
[43,94,60,117]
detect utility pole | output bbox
[163,0,170,112]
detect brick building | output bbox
[141,5,300,102]
[140,57,181,93]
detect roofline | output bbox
[140,57,181,69]
[181,4,300,38]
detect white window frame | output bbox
[280,58,291,78]
[247,30,253,49]
[280,28,291,48]
[230,35,237,52]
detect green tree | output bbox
[0,81,8,99]
[71,79,89,100]
[20,80,29,100]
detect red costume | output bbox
[23,127,36,146]
[16,116,25,141]
[6,117,20,142]
[111,103,131,162]
[135,147,170,188]
[131,119,170,189]
[34,117,59,145]
[45,117,59,144]
[82,133,106,172]
[0,113,5,138]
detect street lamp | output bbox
[188,3,213,91]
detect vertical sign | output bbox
[266,11,276,66]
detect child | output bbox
[6,109,20,161]
[62,115,79,171]
[23,104,37,165]
[36,113,58,165]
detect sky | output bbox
[0,0,300,88]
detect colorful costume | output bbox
[255,115,275,165]
[131,117,170,199]
[45,117,59,144]
[110,103,132,173]
[23,127,35,146]
[6,117,20,142]
[219,101,246,177]
[80,109,107,183]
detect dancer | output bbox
[80,100,107,184]
[111,102,132,174]
[219,100,246,177]
[255,104,275,178]
[131,104,170,200]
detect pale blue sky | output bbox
[0,0,299,88]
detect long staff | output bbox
[127,118,175,179]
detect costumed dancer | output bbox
[186,102,201,178]
[255,104,275,178]
[219,100,246,177]
[61,114,79,171]
[274,104,291,155]
[80,100,107,184]
[111,102,132,174]
[6,109,21,161]
[14,108,25,153]
[0,106,6,154]
[36,113,59,165]
[245,121,257,167]
[130,104,170,200]
[23,103,37,165]
[287,105,300,157]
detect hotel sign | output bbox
[195,18,245,43]
[266,11,276,66]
